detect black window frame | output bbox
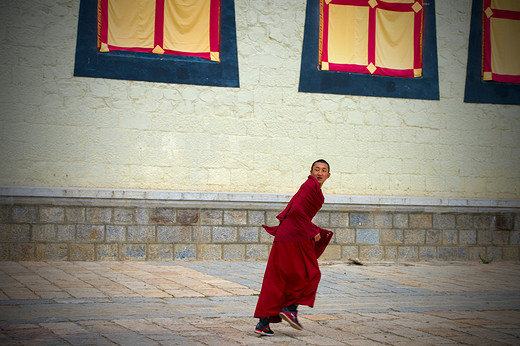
[73,0,239,87]
[464,0,520,105]
[298,0,440,100]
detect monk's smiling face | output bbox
[310,162,330,187]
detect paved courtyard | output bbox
[0,260,519,345]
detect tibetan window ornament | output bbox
[482,0,520,83]
[319,0,424,78]
[97,0,221,62]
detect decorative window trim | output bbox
[98,0,221,62]
[74,0,239,87]
[320,0,424,78]
[299,0,439,100]
[464,0,520,105]
[481,0,520,83]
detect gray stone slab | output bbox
[0,261,519,345]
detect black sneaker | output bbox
[279,307,303,330]
[255,317,274,336]
[254,325,274,336]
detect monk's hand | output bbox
[314,233,321,242]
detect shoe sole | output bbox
[254,329,274,336]
[279,312,303,330]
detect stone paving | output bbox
[0,260,519,345]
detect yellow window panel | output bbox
[328,4,369,65]
[164,0,211,53]
[107,0,155,49]
[490,17,520,76]
[375,8,415,70]
[491,0,520,11]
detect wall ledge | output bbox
[1,186,519,211]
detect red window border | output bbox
[97,0,220,61]
[320,0,423,78]
[482,0,520,84]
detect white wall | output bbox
[0,0,519,199]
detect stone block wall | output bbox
[1,194,518,262]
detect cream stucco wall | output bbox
[0,0,519,199]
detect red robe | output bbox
[254,175,333,322]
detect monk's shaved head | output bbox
[311,159,330,172]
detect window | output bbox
[320,0,424,78]
[74,0,239,87]
[98,0,221,61]
[481,0,520,83]
[299,0,439,100]
[464,0,520,105]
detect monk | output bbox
[254,159,333,336]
